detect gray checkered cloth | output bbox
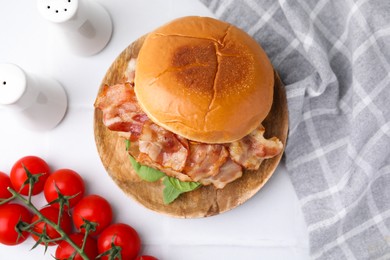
[200,0,390,259]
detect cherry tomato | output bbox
[44,169,85,209]
[98,223,141,260]
[10,156,50,195]
[73,195,113,236]
[31,206,72,245]
[0,203,31,245]
[56,233,98,260]
[135,256,159,260]
[0,171,13,202]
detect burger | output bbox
[95,16,284,205]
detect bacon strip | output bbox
[228,125,283,170]
[184,143,229,181]
[95,83,149,141]
[138,122,188,172]
[199,158,243,189]
[136,153,192,182]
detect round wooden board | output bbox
[94,35,289,218]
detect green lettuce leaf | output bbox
[163,176,201,204]
[129,156,165,182]
[126,140,165,182]
[125,139,130,151]
[125,140,202,204]
[163,177,182,204]
[167,176,201,192]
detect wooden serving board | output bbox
[94,35,289,218]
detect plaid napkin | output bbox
[200,0,390,259]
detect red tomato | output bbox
[44,169,85,209]
[98,223,141,260]
[135,256,158,260]
[73,195,113,236]
[56,233,98,260]
[0,171,13,202]
[10,156,51,195]
[0,203,31,245]
[31,206,72,245]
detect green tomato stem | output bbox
[8,188,90,260]
[81,229,89,252]
[21,218,43,230]
[57,199,64,227]
[0,194,16,205]
[28,178,33,204]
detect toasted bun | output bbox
[134,16,274,143]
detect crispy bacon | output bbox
[228,125,283,170]
[95,83,149,141]
[138,122,188,172]
[184,143,228,181]
[136,153,192,182]
[199,159,243,189]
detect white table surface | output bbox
[0,0,309,259]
